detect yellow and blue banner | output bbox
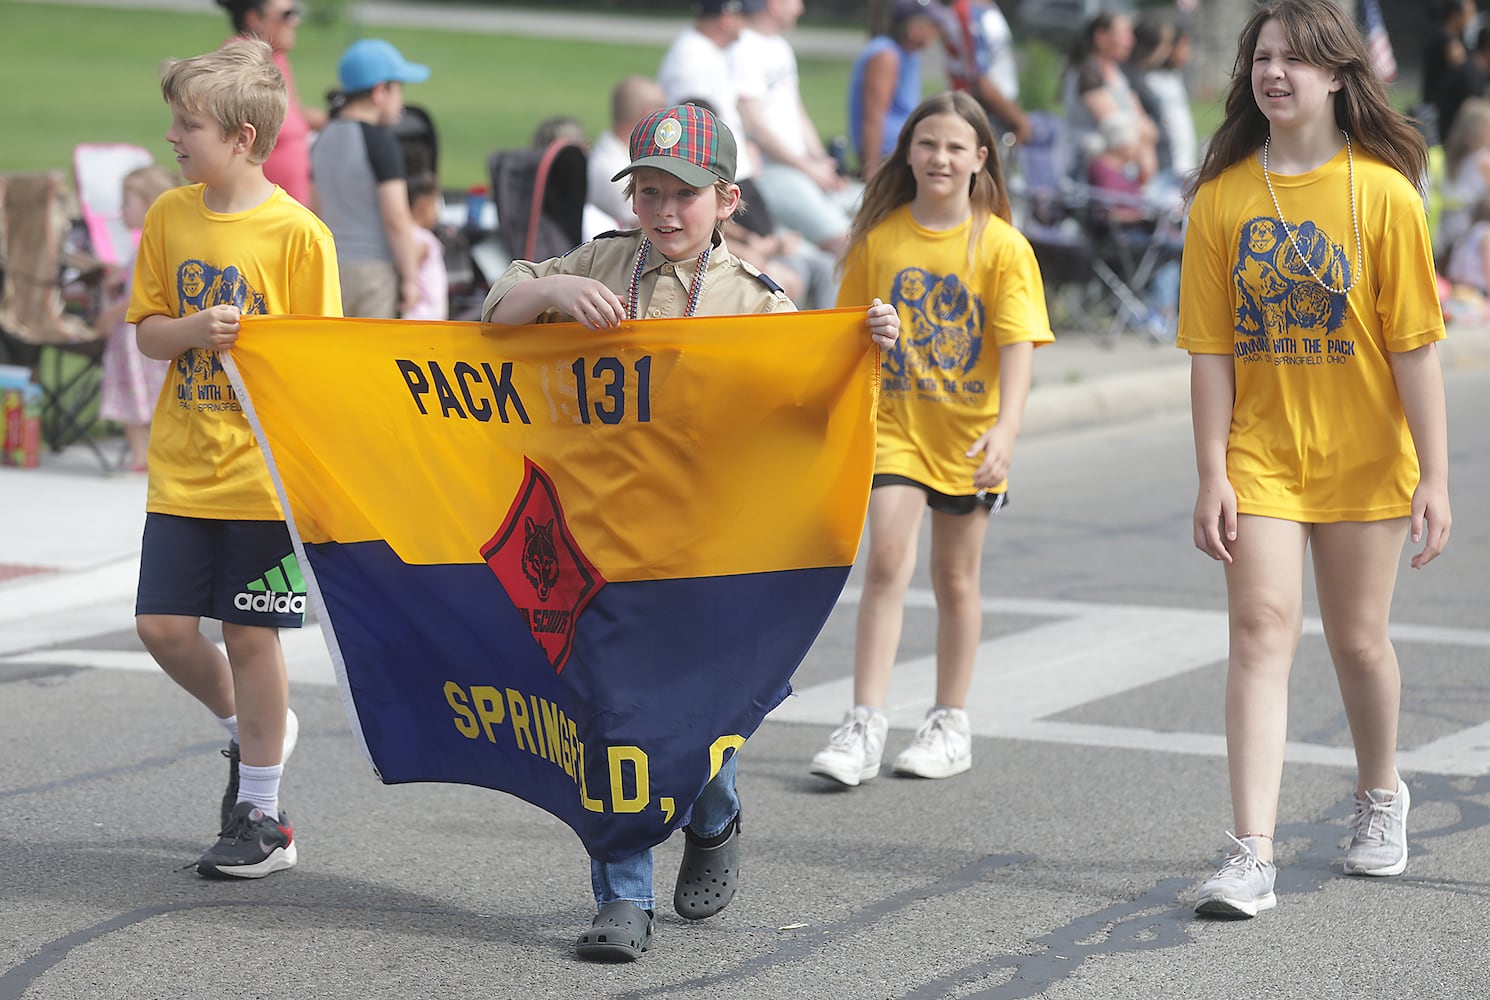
[227,310,877,861]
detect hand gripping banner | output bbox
[226,310,878,861]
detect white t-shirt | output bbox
[658,26,757,180]
[586,128,636,229]
[732,28,807,163]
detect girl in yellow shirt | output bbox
[810,91,1052,788]
[1178,0,1452,918]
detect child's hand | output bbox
[1408,478,1451,569]
[1191,476,1238,563]
[196,304,242,351]
[865,298,898,348]
[550,275,626,330]
[967,423,1015,491]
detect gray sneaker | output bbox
[1195,834,1277,918]
[1343,775,1410,876]
[809,707,888,786]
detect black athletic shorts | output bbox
[871,474,1009,516]
[136,512,306,627]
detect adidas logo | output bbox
[234,554,308,614]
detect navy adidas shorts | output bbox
[871,473,1009,516]
[135,513,306,628]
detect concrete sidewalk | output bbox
[4,324,1487,580]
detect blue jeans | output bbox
[589,754,739,911]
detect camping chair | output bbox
[74,143,155,268]
[1008,111,1179,344]
[487,138,587,264]
[0,171,111,468]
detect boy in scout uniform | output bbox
[483,102,899,962]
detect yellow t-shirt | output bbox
[1178,148,1445,522]
[128,184,342,520]
[838,204,1053,496]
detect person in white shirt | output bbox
[587,75,668,234]
[658,0,756,182]
[943,0,1030,144]
[734,0,861,254]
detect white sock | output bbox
[853,704,884,719]
[216,713,239,743]
[237,763,283,818]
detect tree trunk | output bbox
[1188,0,1356,100]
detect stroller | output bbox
[487,137,588,265]
[390,103,496,320]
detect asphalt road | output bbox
[3,369,1489,999]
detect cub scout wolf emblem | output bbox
[482,459,605,673]
[521,517,560,601]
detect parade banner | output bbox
[227,310,878,860]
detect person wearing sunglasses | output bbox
[218,0,327,207]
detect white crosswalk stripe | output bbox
[6,575,1488,775]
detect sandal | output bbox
[575,900,653,962]
[673,812,741,920]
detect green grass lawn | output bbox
[0,1,854,192]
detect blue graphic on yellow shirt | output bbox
[885,268,984,381]
[1233,217,1352,365]
[172,259,266,411]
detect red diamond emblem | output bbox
[482,458,605,674]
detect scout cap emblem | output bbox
[655,117,683,150]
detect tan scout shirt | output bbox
[481,230,795,323]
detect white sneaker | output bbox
[809,707,888,786]
[892,707,972,778]
[282,706,300,764]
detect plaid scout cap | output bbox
[611,103,738,188]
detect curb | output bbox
[1023,325,1490,439]
[1024,364,1189,438]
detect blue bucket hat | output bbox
[337,38,431,93]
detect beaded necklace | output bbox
[1262,131,1362,296]
[626,238,712,320]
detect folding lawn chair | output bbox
[0,172,111,468]
[74,143,155,268]
[1008,111,1179,344]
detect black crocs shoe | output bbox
[673,811,740,920]
[576,901,653,962]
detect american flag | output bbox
[1359,0,1398,82]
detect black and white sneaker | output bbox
[197,802,298,879]
[219,707,300,830]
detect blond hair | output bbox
[122,163,180,204]
[159,40,287,163]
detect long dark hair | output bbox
[1188,0,1427,200]
[842,91,1010,273]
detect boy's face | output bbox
[165,102,244,187]
[629,167,737,261]
[375,80,406,126]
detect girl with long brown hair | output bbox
[1180,0,1451,918]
